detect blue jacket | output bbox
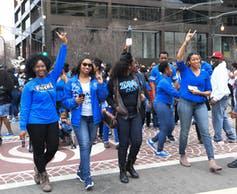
[155,76,180,106]
[63,76,108,126]
[20,44,68,131]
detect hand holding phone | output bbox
[79,94,85,98]
[75,94,85,105]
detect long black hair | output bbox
[76,57,95,78]
[111,52,133,80]
[25,53,51,78]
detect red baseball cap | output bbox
[211,51,224,60]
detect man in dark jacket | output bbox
[0,64,14,145]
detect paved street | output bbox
[0,116,237,193]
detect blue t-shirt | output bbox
[155,76,180,105]
[20,44,68,131]
[56,79,66,102]
[176,61,212,103]
[149,63,177,85]
[201,61,213,77]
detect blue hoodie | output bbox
[63,76,108,127]
[20,44,67,131]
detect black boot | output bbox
[126,159,139,178]
[119,165,129,183]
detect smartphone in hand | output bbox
[79,94,85,98]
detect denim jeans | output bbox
[102,124,119,143]
[117,113,142,166]
[10,88,20,117]
[154,102,174,152]
[211,96,236,142]
[178,98,214,160]
[73,116,98,182]
[151,104,174,143]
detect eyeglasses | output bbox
[82,63,92,67]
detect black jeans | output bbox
[117,114,142,166]
[27,122,59,173]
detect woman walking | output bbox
[63,57,108,190]
[176,30,221,172]
[19,32,68,192]
[107,52,144,183]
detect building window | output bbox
[143,32,155,58]
[51,0,107,18]
[111,4,160,21]
[132,31,159,59]
[165,32,207,60]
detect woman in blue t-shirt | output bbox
[19,32,68,192]
[176,30,222,172]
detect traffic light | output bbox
[41,51,48,57]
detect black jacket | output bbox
[0,69,14,105]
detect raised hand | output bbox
[185,29,196,43]
[56,31,68,44]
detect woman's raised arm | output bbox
[176,29,196,61]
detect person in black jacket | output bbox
[0,65,14,145]
[107,52,145,184]
[7,67,21,122]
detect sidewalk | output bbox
[1,158,237,194]
[1,115,237,193]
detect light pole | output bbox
[40,0,46,52]
[126,25,132,53]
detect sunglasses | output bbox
[82,63,92,67]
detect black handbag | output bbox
[102,109,117,129]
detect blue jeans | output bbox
[154,102,174,152]
[212,96,236,142]
[73,116,98,182]
[102,124,119,143]
[10,88,20,117]
[178,98,214,160]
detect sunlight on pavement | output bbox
[197,187,237,194]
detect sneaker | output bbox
[146,138,156,151]
[155,150,170,157]
[168,136,175,142]
[214,140,225,145]
[115,142,119,150]
[76,171,84,183]
[104,142,110,148]
[85,179,94,191]
[227,159,237,168]
[227,139,236,143]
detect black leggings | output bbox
[117,114,142,166]
[27,122,59,173]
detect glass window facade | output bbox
[111,4,161,21]
[51,0,107,18]
[165,32,208,60]
[132,31,159,59]
[213,36,237,61]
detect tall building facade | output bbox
[14,0,237,63]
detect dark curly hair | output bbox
[76,57,95,78]
[158,61,169,73]
[25,53,52,78]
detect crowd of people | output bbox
[0,30,237,192]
